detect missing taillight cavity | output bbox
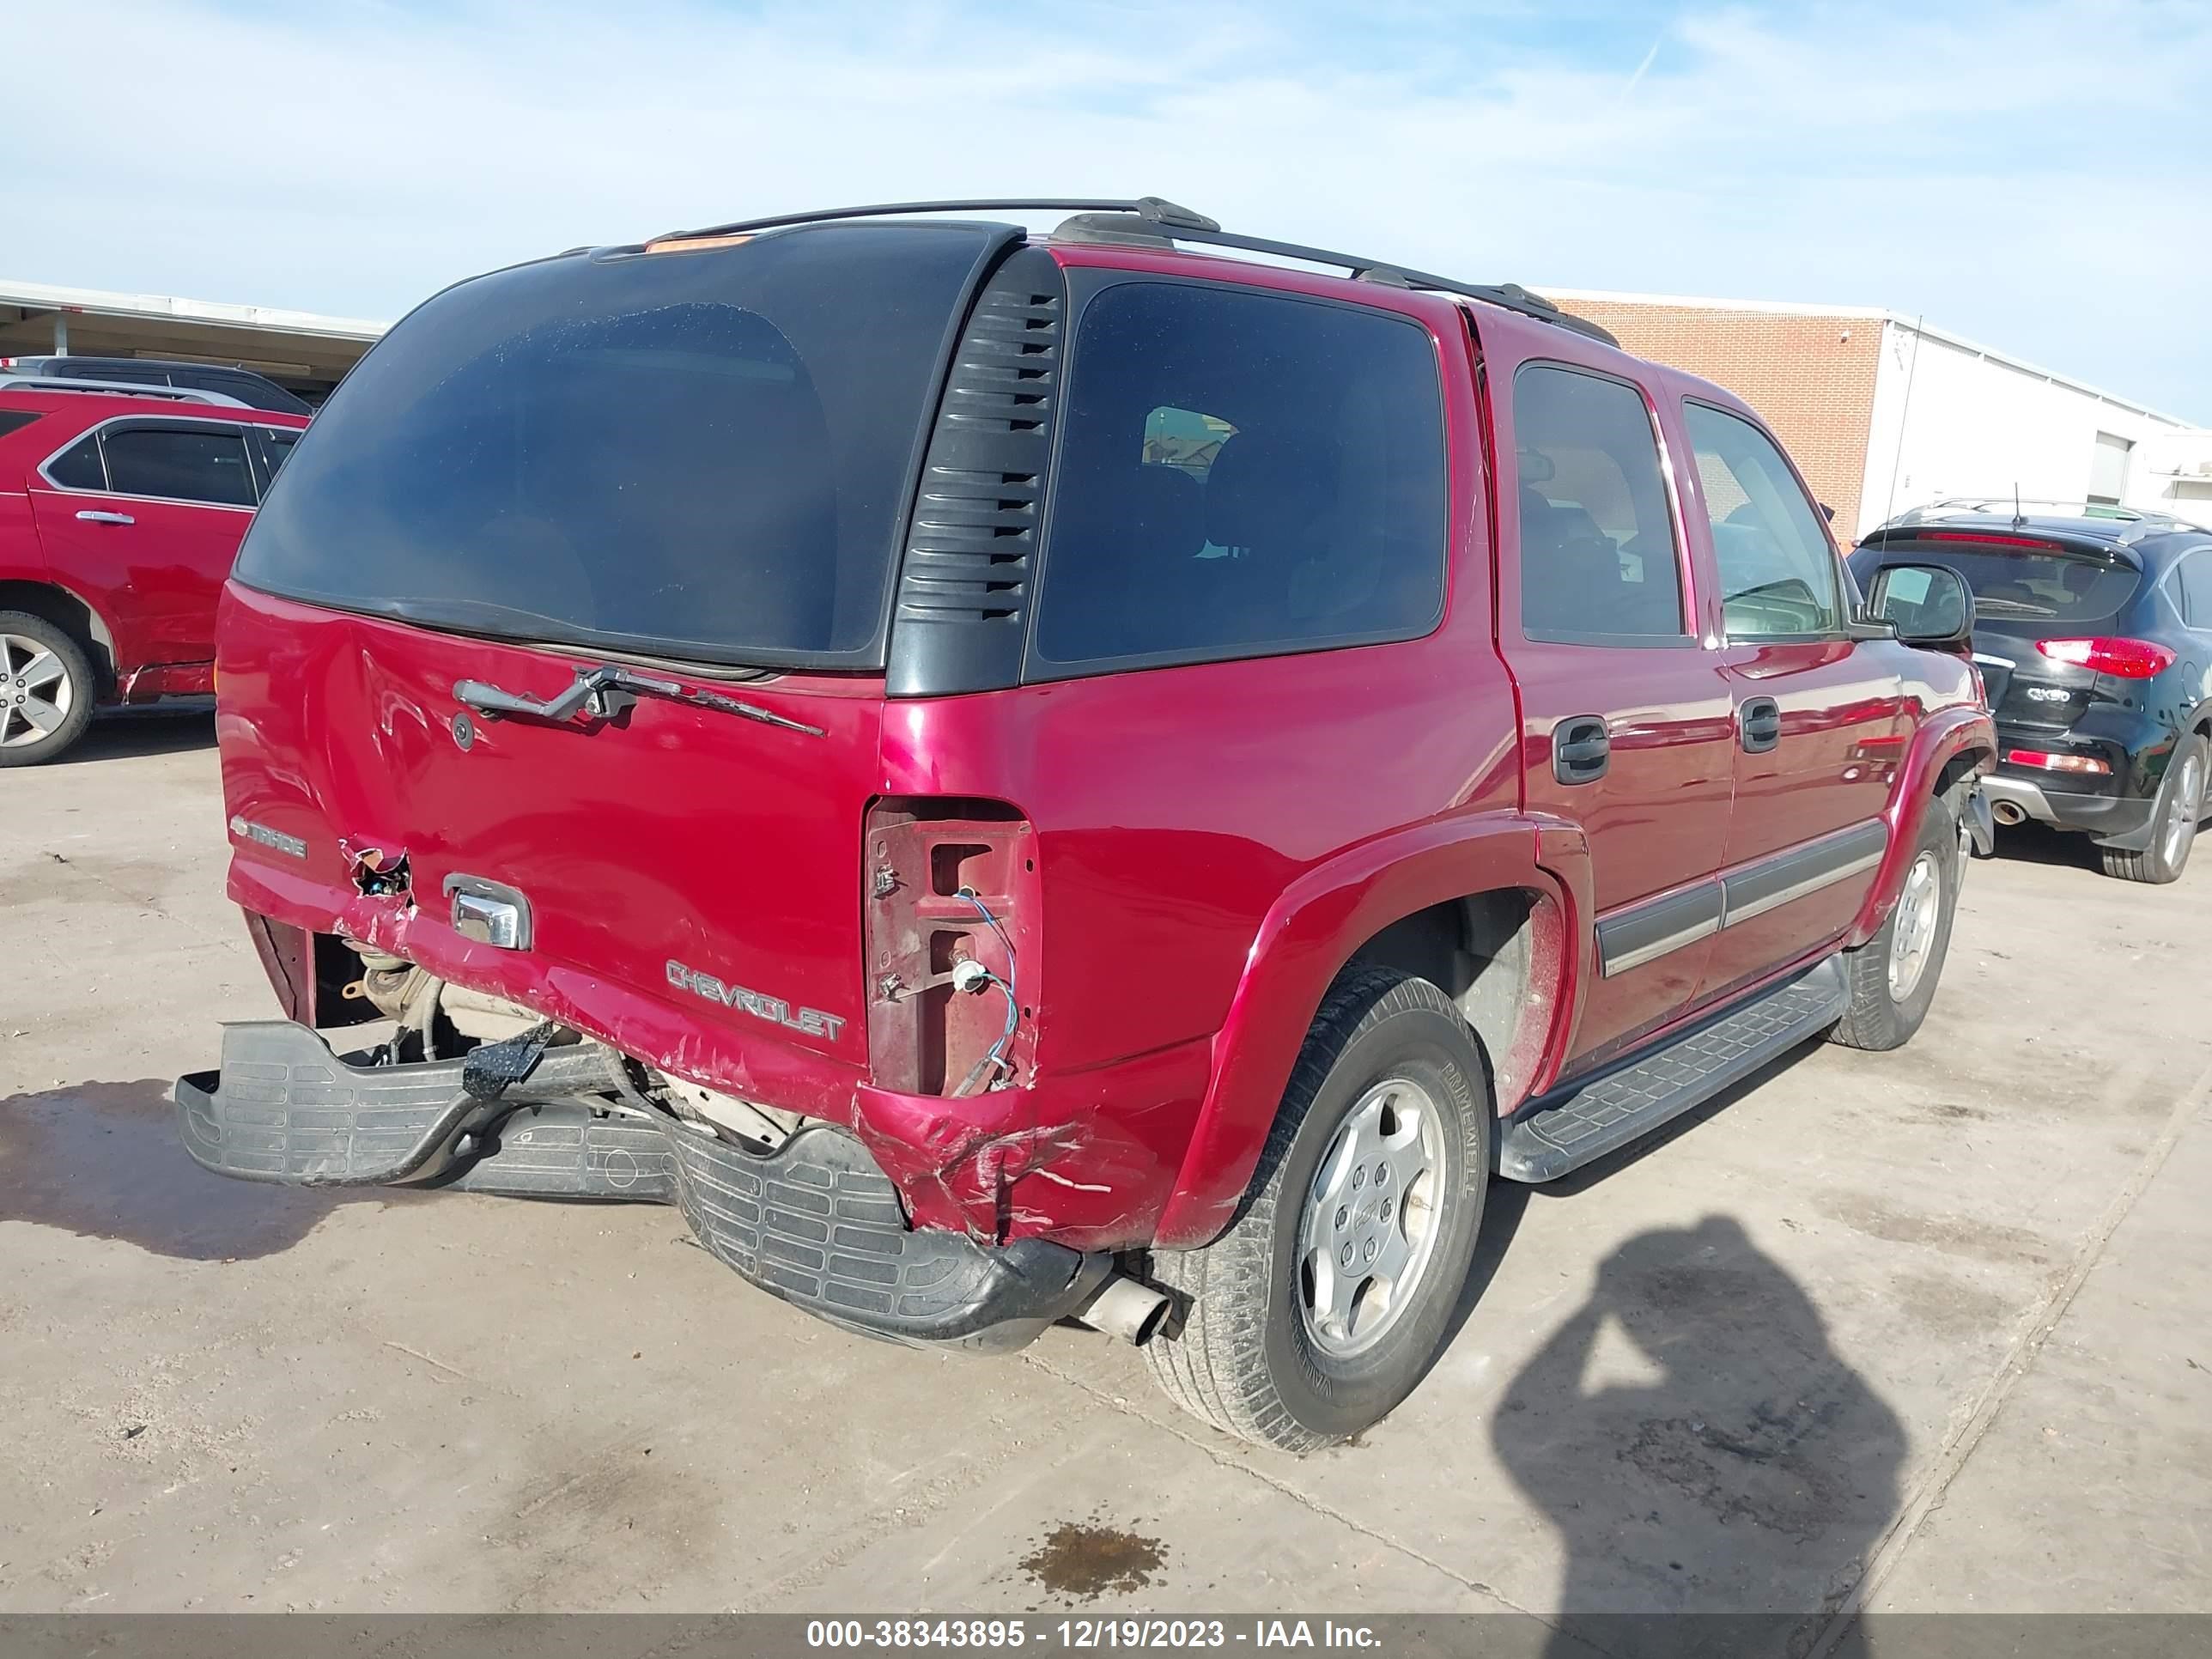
[931,842,992,896]
[2036,636,2176,679]
[865,799,1037,1097]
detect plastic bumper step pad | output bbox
[175,1021,620,1187]
[175,1021,1105,1350]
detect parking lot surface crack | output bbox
[1803,1053,2212,1656]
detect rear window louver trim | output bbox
[885,246,1066,696]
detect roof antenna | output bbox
[2012,483,2026,530]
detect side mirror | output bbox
[1867,562,1972,648]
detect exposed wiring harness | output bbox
[950,887,1020,1097]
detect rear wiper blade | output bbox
[453,663,824,737]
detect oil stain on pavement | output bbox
[0,1079,416,1260]
[1019,1518,1168,1600]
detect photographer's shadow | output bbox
[1494,1215,1902,1658]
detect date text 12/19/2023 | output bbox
[805,1620,1383,1649]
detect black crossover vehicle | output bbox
[0,355,311,415]
[1851,501,2212,883]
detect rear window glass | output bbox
[1848,543,2141,623]
[1513,366,1685,640]
[105,427,257,506]
[46,434,106,491]
[236,225,1000,667]
[2181,551,2212,629]
[1033,282,1446,671]
[0,410,43,441]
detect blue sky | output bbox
[9,0,2210,420]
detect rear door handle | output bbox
[76,509,135,526]
[1553,714,1610,785]
[1741,696,1782,753]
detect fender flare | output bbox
[1850,703,1995,945]
[0,565,126,691]
[1151,809,1574,1249]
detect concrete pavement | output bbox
[3,713,2208,1638]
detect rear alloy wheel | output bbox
[0,612,96,768]
[2100,732,2207,884]
[1830,794,1961,1052]
[1144,965,1490,1453]
[1296,1079,1449,1359]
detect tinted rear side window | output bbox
[0,410,43,441]
[2178,550,2212,629]
[1846,544,2142,624]
[1032,282,1446,672]
[1513,365,1685,640]
[46,434,107,491]
[237,225,1000,668]
[104,428,257,506]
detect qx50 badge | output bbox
[666,960,847,1042]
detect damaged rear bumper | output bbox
[175,1020,1110,1352]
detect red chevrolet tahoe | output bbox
[176,198,1994,1450]
[0,383,308,764]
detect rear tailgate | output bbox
[220,585,884,1115]
[209,221,1020,1115]
[1972,618,2103,733]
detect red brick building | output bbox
[1542,289,2202,538]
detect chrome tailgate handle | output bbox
[445,874,532,950]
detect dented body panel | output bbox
[218,584,882,1115]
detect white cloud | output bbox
[5,0,2207,416]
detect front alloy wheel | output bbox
[1886,850,1943,1003]
[1830,795,1961,1052]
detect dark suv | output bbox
[174,198,1993,1449]
[1852,502,2212,882]
[0,355,313,416]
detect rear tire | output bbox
[2099,732,2206,884]
[1829,793,1960,1052]
[0,611,96,768]
[1144,965,1491,1453]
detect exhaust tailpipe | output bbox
[1074,1274,1172,1346]
[1990,799,2027,827]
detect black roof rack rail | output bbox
[0,372,247,408]
[1074,218,1619,347]
[648,197,1617,347]
[653,196,1222,242]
